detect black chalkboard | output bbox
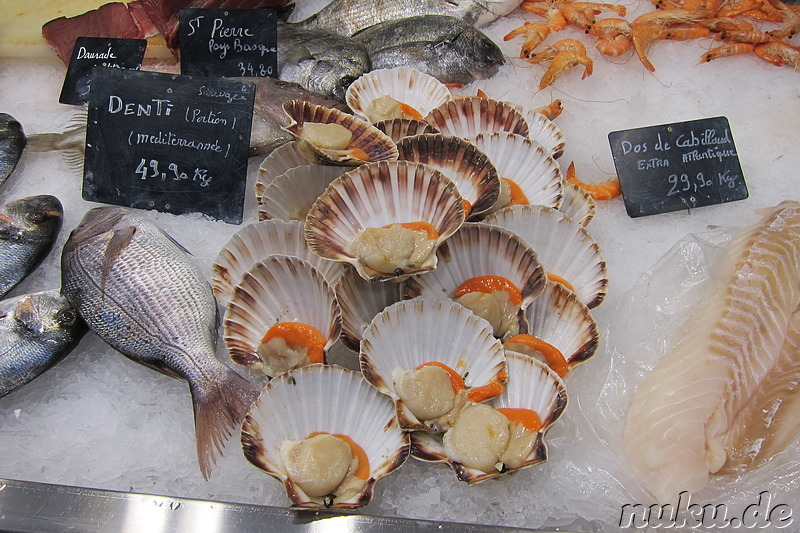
[84,68,254,224]
[59,37,147,106]
[179,8,278,78]
[609,116,748,218]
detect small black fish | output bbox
[0,113,26,188]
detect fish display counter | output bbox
[0,0,799,531]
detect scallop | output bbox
[257,164,348,222]
[242,364,409,509]
[514,105,566,159]
[411,351,567,484]
[559,180,596,226]
[283,100,398,166]
[396,134,500,220]
[223,255,342,376]
[334,266,402,352]
[401,223,547,337]
[359,298,507,432]
[305,160,465,281]
[423,97,529,140]
[483,205,608,309]
[256,142,309,200]
[472,132,563,213]
[374,118,440,143]
[212,219,344,304]
[346,67,453,123]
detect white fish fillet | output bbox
[624,201,800,503]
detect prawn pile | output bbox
[505,0,800,87]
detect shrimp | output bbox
[660,24,711,40]
[700,42,755,62]
[526,38,587,63]
[631,9,715,71]
[591,18,633,56]
[714,29,772,43]
[560,2,627,34]
[535,99,564,120]
[565,162,621,201]
[538,40,594,89]
[701,17,756,32]
[766,0,800,39]
[505,22,553,57]
[754,40,800,68]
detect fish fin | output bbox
[136,359,183,380]
[102,227,136,292]
[191,367,260,479]
[62,150,85,176]
[162,231,194,257]
[14,296,39,332]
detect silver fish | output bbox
[296,0,524,37]
[60,207,260,479]
[0,290,86,398]
[277,24,371,101]
[353,15,505,85]
[0,195,63,299]
[0,113,26,188]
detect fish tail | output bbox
[191,367,260,479]
[24,132,69,152]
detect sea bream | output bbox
[60,207,260,479]
[352,15,505,86]
[0,195,63,299]
[0,113,25,188]
[295,0,524,37]
[0,290,86,399]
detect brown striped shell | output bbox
[373,118,440,143]
[423,97,529,139]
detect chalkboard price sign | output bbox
[179,8,278,79]
[60,37,147,105]
[84,68,254,224]
[608,116,748,218]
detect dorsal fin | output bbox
[102,226,136,292]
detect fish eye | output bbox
[56,308,78,326]
[26,210,49,224]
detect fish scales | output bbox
[624,201,800,503]
[60,207,260,478]
[0,113,26,189]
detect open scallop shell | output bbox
[482,205,607,309]
[423,97,529,140]
[359,298,507,432]
[519,282,599,370]
[472,132,563,212]
[401,223,547,316]
[283,100,398,166]
[559,180,596,227]
[396,134,500,220]
[346,67,453,123]
[411,351,567,484]
[256,142,309,200]
[257,165,347,222]
[374,118,440,143]
[223,256,342,375]
[212,219,344,304]
[305,160,466,281]
[514,105,566,159]
[334,266,402,352]
[242,364,409,509]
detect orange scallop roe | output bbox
[261,322,326,364]
[466,380,505,403]
[496,408,543,432]
[381,221,439,240]
[454,275,523,305]
[416,361,505,402]
[502,178,529,205]
[417,361,465,393]
[397,101,424,121]
[504,334,569,377]
[347,147,371,161]
[546,272,575,292]
[309,432,370,480]
[462,199,473,217]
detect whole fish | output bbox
[353,15,506,86]
[296,0,524,37]
[277,24,371,101]
[0,195,63,299]
[60,207,260,479]
[0,113,26,188]
[0,290,86,398]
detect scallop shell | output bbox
[559,180,596,227]
[411,351,567,484]
[521,282,599,369]
[482,205,607,309]
[346,67,453,123]
[423,97,529,140]
[401,223,547,313]
[334,266,402,352]
[515,105,566,159]
[472,132,563,211]
[257,164,347,222]
[305,160,466,281]
[223,256,342,375]
[242,364,409,509]
[283,100,398,166]
[212,219,344,304]
[396,134,500,220]
[374,118,440,143]
[359,298,507,432]
[256,142,309,200]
